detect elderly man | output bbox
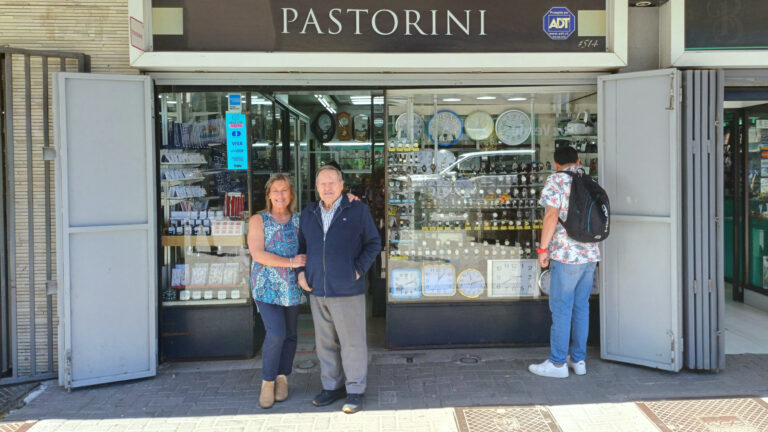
[297,165,381,414]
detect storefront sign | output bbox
[225,113,247,170]
[151,0,606,52]
[685,0,768,50]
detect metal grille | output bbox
[0,47,88,384]
[682,69,726,371]
[636,398,768,432]
[454,406,563,432]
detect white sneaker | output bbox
[528,360,569,378]
[567,356,586,375]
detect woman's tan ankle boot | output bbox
[275,375,289,402]
[259,380,275,409]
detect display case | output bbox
[384,88,601,347]
[157,90,272,359]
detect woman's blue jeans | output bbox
[548,260,597,366]
[256,301,300,381]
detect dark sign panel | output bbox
[152,0,606,52]
[685,0,768,50]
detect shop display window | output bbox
[385,88,599,303]
[157,91,271,306]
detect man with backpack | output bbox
[529,146,606,378]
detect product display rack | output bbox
[383,90,602,348]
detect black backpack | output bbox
[556,170,610,242]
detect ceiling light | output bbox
[477,96,497,100]
[442,98,461,102]
[507,97,527,102]
[634,1,653,6]
[350,96,384,105]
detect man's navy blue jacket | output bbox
[297,195,381,298]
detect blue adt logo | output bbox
[543,7,576,41]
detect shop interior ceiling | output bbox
[280,90,597,114]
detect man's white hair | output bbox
[316,164,343,182]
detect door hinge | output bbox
[668,330,676,362]
[693,279,698,294]
[714,120,722,127]
[65,349,72,391]
[667,75,676,110]
[714,216,721,224]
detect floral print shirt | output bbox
[539,166,601,264]
[250,213,306,306]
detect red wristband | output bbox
[536,246,548,254]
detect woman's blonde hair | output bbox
[264,173,296,214]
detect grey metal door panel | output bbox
[54,73,157,389]
[62,78,149,227]
[599,69,683,372]
[69,230,152,385]
[601,219,676,367]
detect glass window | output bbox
[158,90,261,306]
[385,87,598,303]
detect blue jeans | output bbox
[256,301,300,381]
[548,260,597,366]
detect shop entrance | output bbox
[273,90,388,348]
[723,98,768,354]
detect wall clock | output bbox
[457,268,485,298]
[395,112,425,142]
[390,268,422,299]
[353,113,369,141]
[464,110,494,141]
[312,111,336,143]
[495,109,532,145]
[423,264,456,296]
[337,112,351,141]
[428,110,463,146]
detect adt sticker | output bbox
[226,112,247,170]
[228,94,242,112]
[543,7,576,41]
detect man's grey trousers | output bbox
[309,293,367,394]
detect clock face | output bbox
[464,110,495,141]
[318,115,333,131]
[395,113,425,142]
[339,116,349,127]
[390,269,421,299]
[422,264,456,296]
[495,109,532,145]
[436,149,456,172]
[428,110,463,146]
[416,149,434,172]
[457,268,485,298]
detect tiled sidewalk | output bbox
[1,346,767,431]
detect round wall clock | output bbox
[428,110,463,146]
[464,110,494,141]
[457,268,485,298]
[395,113,425,142]
[312,111,336,143]
[495,109,532,145]
[337,112,351,141]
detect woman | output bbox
[248,173,306,409]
